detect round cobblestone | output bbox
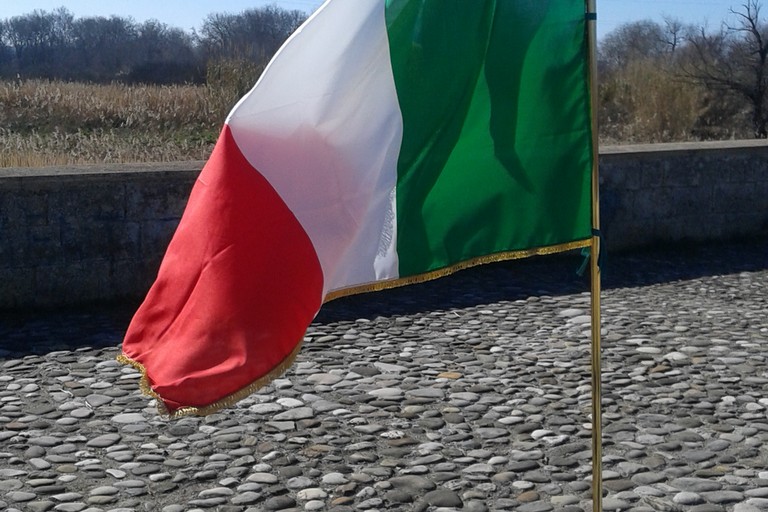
[0,240,766,511]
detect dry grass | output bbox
[0,79,239,167]
[0,128,214,167]
[599,60,700,144]
[1,69,746,168]
[598,59,750,144]
[0,79,232,132]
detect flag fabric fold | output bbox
[119,0,594,417]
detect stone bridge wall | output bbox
[1,141,767,309]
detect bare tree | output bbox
[599,20,668,73]
[3,8,73,76]
[199,6,305,64]
[683,0,768,138]
[662,16,687,54]
[130,20,201,84]
[70,15,138,80]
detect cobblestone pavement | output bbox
[1,239,767,512]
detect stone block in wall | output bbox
[641,165,665,188]
[60,220,114,261]
[664,160,701,187]
[599,187,632,241]
[33,259,111,307]
[603,221,657,251]
[6,189,50,227]
[126,176,195,221]
[0,225,24,268]
[633,187,675,220]
[744,161,768,182]
[671,186,713,217]
[599,164,642,190]
[59,220,140,263]
[713,183,764,214]
[0,267,35,308]
[49,180,126,222]
[27,224,63,262]
[658,214,724,242]
[59,218,86,261]
[113,222,142,261]
[110,258,162,302]
[721,157,759,184]
[0,187,16,233]
[695,162,727,190]
[725,213,768,237]
[140,219,182,257]
[115,222,144,260]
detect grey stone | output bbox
[6,492,37,502]
[111,413,146,424]
[700,491,745,504]
[0,480,23,492]
[53,504,88,512]
[296,488,327,501]
[264,495,296,510]
[51,492,83,502]
[26,502,56,512]
[367,388,403,399]
[733,504,762,512]
[247,473,279,484]
[231,492,262,505]
[423,488,462,507]
[674,492,705,505]
[602,498,632,511]
[286,476,314,490]
[86,434,121,448]
[463,464,495,474]
[671,478,723,492]
[388,476,437,493]
[517,502,554,512]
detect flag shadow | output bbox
[0,237,764,357]
[315,236,768,324]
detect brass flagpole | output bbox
[585,1,602,512]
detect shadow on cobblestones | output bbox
[1,237,766,357]
[0,237,767,512]
[317,237,768,323]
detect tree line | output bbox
[4,2,768,142]
[0,6,306,85]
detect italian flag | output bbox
[120,0,594,417]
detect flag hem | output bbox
[325,238,591,302]
[116,340,305,418]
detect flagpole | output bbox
[585,1,603,512]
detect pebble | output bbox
[111,413,146,424]
[0,241,766,511]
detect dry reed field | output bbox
[0,70,746,168]
[0,79,244,168]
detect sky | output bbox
[0,1,751,40]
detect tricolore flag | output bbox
[119,0,594,417]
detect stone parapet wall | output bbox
[1,163,199,309]
[2,140,767,309]
[600,140,768,250]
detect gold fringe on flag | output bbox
[116,341,304,419]
[325,239,591,302]
[117,238,590,418]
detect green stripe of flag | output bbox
[385,0,593,277]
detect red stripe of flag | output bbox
[122,126,324,414]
